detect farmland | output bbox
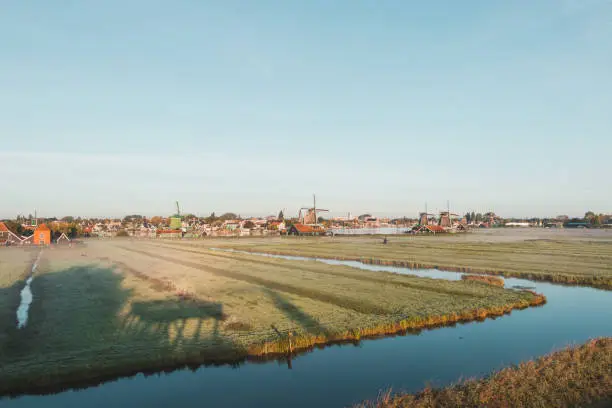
[0,239,543,395]
[199,229,612,289]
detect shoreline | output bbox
[205,247,612,290]
[0,291,545,398]
[356,337,612,408]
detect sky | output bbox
[1,0,611,219]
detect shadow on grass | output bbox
[263,288,329,336]
[0,262,244,398]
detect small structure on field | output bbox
[412,225,446,234]
[33,224,51,245]
[288,224,327,236]
[56,233,71,244]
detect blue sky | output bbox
[1,1,610,219]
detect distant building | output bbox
[33,224,51,245]
[56,233,71,244]
[564,222,589,229]
[156,229,182,239]
[0,222,23,245]
[287,223,326,236]
[412,225,446,234]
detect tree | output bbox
[61,216,75,223]
[205,212,217,224]
[278,210,284,220]
[471,212,476,223]
[465,212,471,223]
[220,212,238,221]
[592,215,602,226]
[243,220,255,229]
[149,216,163,226]
[475,213,483,222]
[585,211,595,224]
[123,215,143,223]
[3,221,23,235]
[318,216,326,223]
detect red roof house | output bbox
[287,223,327,236]
[0,222,23,245]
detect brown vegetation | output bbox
[357,337,612,408]
[461,274,505,287]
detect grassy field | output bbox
[0,248,38,347]
[357,337,612,408]
[196,230,612,289]
[0,240,543,395]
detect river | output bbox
[2,252,611,408]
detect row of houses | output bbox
[0,222,71,246]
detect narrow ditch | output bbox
[16,250,43,329]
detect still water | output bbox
[2,254,611,408]
[330,227,411,235]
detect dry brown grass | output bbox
[357,337,612,408]
[461,274,505,287]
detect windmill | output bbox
[170,201,182,230]
[298,194,329,225]
[418,202,435,226]
[438,200,459,228]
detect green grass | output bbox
[357,337,612,408]
[0,248,38,345]
[0,240,543,395]
[193,232,612,289]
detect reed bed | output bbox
[357,337,612,408]
[461,274,505,287]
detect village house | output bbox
[33,224,51,245]
[287,223,327,236]
[0,222,23,245]
[411,225,447,234]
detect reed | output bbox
[461,274,505,287]
[356,337,612,408]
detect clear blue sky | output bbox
[1,1,610,219]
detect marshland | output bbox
[1,229,611,407]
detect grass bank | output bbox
[0,242,544,396]
[357,337,612,408]
[192,235,612,289]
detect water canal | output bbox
[2,252,611,408]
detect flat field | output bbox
[0,239,541,394]
[202,228,612,289]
